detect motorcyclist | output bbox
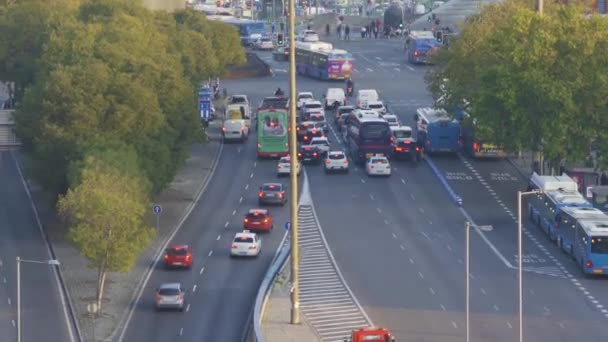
[274,87,284,96]
[345,78,354,96]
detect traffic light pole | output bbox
[288,0,301,326]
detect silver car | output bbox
[155,283,185,311]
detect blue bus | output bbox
[556,207,608,275]
[211,17,266,46]
[413,107,461,154]
[528,172,593,240]
[345,113,393,164]
[405,31,441,64]
[295,41,354,80]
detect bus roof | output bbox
[409,31,436,39]
[530,172,579,192]
[560,207,605,221]
[296,41,334,52]
[578,217,608,236]
[416,107,455,123]
[546,191,590,207]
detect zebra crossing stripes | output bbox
[523,266,566,278]
[297,204,371,342]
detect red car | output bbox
[163,245,193,269]
[243,209,274,232]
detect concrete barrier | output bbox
[424,156,463,206]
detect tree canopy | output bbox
[426,0,608,169]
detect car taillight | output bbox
[414,50,419,56]
[231,243,237,248]
[244,218,249,223]
[298,152,302,157]
[264,219,269,223]
[586,261,594,268]
[178,294,184,299]
[395,147,403,152]
[249,245,257,249]
[186,255,191,260]
[278,193,283,198]
[164,255,168,260]
[416,147,421,152]
[284,50,288,55]
[473,142,479,151]
[222,127,227,132]
[285,142,289,147]
[313,152,318,157]
[259,191,265,197]
[156,294,161,300]
[304,136,309,140]
[257,143,261,149]
[325,159,331,164]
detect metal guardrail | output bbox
[252,232,291,342]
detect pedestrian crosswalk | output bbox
[297,205,371,342]
[523,266,566,278]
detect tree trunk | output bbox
[96,260,107,312]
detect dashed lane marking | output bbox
[297,204,371,341]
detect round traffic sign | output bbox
[153,204,162,214]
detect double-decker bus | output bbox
[528,172,592,240]
[414,107,461,154]
[458,110,506,158]
[295,41,354,80]
[257,108,289,158]
[556,207,608,275]
[405,31,441,64]
[344,112,392,164]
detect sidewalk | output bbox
[22,113,224,341]
[507,152,535,178]
[262,258,319,342]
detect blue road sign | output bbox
[198,87,212,100]
[285,222,291,230]
[199,100,211,120]
[153,204,162,215]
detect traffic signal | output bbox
[277,33,284,46]
[436,31,443,43]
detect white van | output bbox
[222,104,251,142]
[356,89,380,108]
[324,88,346,109]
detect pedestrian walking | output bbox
[360,26,367,39]
[326,23,331,36]
[345,25,350,40]
[367,24,372,38]
[373,25,379,39]
[337,24,342,39]
[601,172,608,185]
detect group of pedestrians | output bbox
[362,19,381,39]
[328,23,352,40]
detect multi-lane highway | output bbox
[260,35,608,341]
[0,151,74,342]
[120,78,300,342]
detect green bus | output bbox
[257,108,289,158]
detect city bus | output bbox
[212,17,266,46]
[345,113,392,164]
[295,41,354,80]
[413,107,461,154]
[528,172,592,240]
[257,108,289,158]
[556,206,608,275]
[459,110,506,158]
[405,31,441,64]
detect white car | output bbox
[302,100,324,117]
[255,37,274,50]
[324,88,346,109]
[297,92,315,109]
[365,101,387,115]
[324,151,349,173]
[366,155,391,177]
[356,89,380,108]
[230,230,261,257]
[383,114,400,127]
[353,109,381,119]
[300,30,320,42]
[307,137,331,155]
[277,156,301,177]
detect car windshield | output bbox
[329,154,345,160]
[262,184,281,191]
[305,103,322,109]
[299,94,313,99]
[312,140,327,145]
[159,288,180,296]
[167,248,188,255]
[234,237,254,243]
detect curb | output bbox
[424,156,463,206]
[11,151,83,342]
[507,156,532,179]
[109,140,223,342]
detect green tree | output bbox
[58,154,155,311]
[426,0,608,170]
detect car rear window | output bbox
[338,108,354,114]
[246,212,266,219]
[305,103,322,109]
[299,94,313,99]
[159,288,180,296]
[329,154,345,160]
[167,248,188,256]
[312,140,327,145]
[231,97,246,103]
[262,184,282,191]
[372,159,388,164]
[235,237,254,243]
[369,104,383,109]
[310,115,325,122]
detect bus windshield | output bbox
[591,237,608,254]
[361,123,390,143]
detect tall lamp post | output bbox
[16,257,61,342]
[288,0,301,325]
[465,222,493,342]
[517,190,540,342]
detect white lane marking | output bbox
[419,208,424,213]
[410,194,415,200]
[559,322,565,329]
[385,220,390,225]
[369,194,375,200]
[2,277,6,283]
[392,233,397,238]
[200,267,205,275]
[7,298,11,305]
[245,184,249,190]
[418,272,424,279]
[232,210,236,216]
[239,196,243,203]
[507,322,513,329]
[179,328,183,336]
[400,244,405,251]
[354,68,360,73]
[409,258,414,264]
[480,288,487,295]
[186,304,191,312]
[208,250,213,257]
[405,65,415,71]
[421,232,431,241]
[225,221,229,228]
[451,321,458,329]
[429,287,435,295]
[366,68,373,72]
[193,285,197,292]
[361,178,366,183]
[216,235,221,241]
[376,208,382,214]
[401,178,406,184]
[394,67,401,72]
[440,304,446,311]
[446,244,452,252]
[429,220,433,225]
[494,304,500,312]
[237,147,241,153]
[375,57,381,60]
[253,162,257,167]
[250,172,254,178]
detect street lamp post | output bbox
[517,190,540,342]
[16,257,61,342]
[465,222,493,342]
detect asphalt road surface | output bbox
[121,78,301,342]
[0,151,73,342]
[260,35,608,342]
